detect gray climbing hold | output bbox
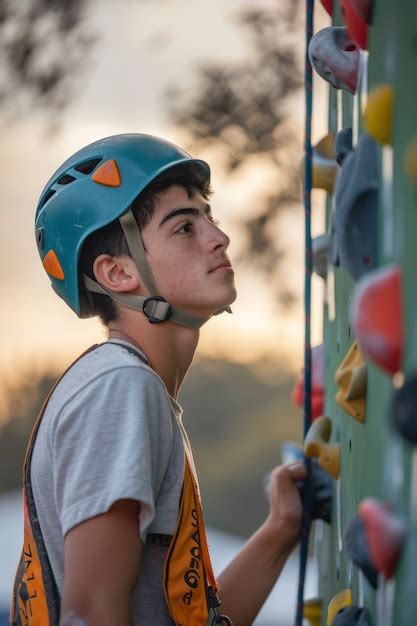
[334,127,353,166]
[309,27,360,94]
[334,134,379,280]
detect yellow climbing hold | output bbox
[304,597,322,626]
[405,138,417,183]
[312,133,338,192]
[364,84,394,145]
[304,415,340,480]
[335,340,367,423]
[327,589,352,626]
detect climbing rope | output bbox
[294,1,315,625]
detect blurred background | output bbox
[0,0,329,622]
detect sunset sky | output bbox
[0,0,330,381]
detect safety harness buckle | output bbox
[142,295,172,323]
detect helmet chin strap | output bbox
[84,208,231,330]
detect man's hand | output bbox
[217,461,307,626]
[264,461,307,552]
[60,499,142,626]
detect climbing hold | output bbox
[335,340,367,423]
[309,27,360,94]
[334,126,353,166]
[304,597,323,626]
[333,605,373,626]
[308,459,333,523]
[313,234,331,279]
[349,0,373,23]
[364,85,394,145]
[266,449,332,523]
[304,415,340,480]
[340,0,369,49]
[311,133,338,192]
[321,0,333,16]
[333,134,379,281]
[327,589,352,626]
[351,265,403,375]
[405,138,417,183]
[390,376,417,444]
[345,514,378,588]
[359,499,406,579]
[292,344,325,420]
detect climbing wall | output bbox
[300,1,417,625]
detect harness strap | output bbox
[163,422,230,626]
[10,344,102,626]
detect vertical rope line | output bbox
[294,0,314,624]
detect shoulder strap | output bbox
[163,421,232,625]
[10,344,105,626]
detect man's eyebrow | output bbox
[158,203,212,228]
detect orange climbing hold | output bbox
[92,159,121,187]
[292,344,325,421]
[351,265,403,375]
[42,250,65,280]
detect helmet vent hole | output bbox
[74,158,103,174]
[40,190,56,208]
[57,174,76,185]
[35,228,44,249]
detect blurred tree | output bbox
[0,0,304,304]
[0,0,93,115]
[0,370,57,492]
[168,0,304,307]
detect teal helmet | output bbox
[35,133,219,329]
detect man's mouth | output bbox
[209,260,233,273]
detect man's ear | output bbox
[92,255,142,293]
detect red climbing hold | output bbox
[359,499,406,579]
[350,0,373,23]
[292,344,325,420]
[351,266,403,375]
[321,0,333,16]
[340,0,370,49]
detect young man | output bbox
[12,134,306,626]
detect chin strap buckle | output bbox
[142,295,172,323]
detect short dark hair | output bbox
[78,162,212,325]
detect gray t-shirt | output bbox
[31,340,184,625]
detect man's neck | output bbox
[107,310,200,399]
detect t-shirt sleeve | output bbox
[51,366,174,541]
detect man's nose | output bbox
[207,221,230,250]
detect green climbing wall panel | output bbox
[311,1,417,624]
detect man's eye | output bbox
[176,222,194,234]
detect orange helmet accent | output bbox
[43,250,65,280]
[91,158,121,187]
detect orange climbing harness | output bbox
[164,423,231,625]
[10,344,232,626]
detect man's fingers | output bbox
[286,461,307,482]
